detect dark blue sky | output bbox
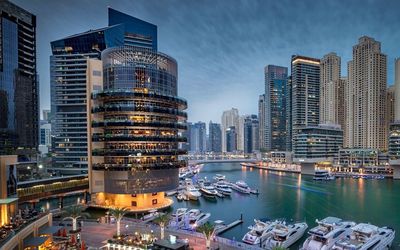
[14,0,400,122]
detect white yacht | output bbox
[264,222,308,249]
[185,209,211,229]
[231,181,251,194]
[200,182,218,198]
[184,178,193,186]
[184,185,202,200]
[213,174,226,182]
[169,208,188,228]
[301,217,356,250]
[313,170,335,181]
[213,182,232,196]
[242,219,277,246]
[141,209,161,221]
[332,223,395,250]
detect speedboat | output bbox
[231,181,251,194]
[213,174,226,181]
[332,223,395,250]
[213,182,232,196]
[301,217,355,250]
[185,209,211,229]
[242,219,277,245]
[264,222,308,249]
[313,170,335,181]
[169,208,188,228]
[185,185,202,200]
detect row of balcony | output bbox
[92,148,186,156]
[92,120,187,130]
[92,160,186,171]
[92,105,187,118]
[92,90,187,108]
[92,134,186,142]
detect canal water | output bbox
[171,162,400,249]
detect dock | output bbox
[215,219,243,235]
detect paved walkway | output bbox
[79,220,261,250]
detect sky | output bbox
[13,0,400,123]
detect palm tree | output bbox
[197,222,216,249]
[153,213,170,240]
[109,207,129,237]
[62,205,90,232]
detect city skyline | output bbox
[13,0,400,122]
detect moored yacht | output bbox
[213,182,232,196]
[231,180,251,194]
[213,174,226,182]
[332,223,395,250]
[301,217,355,250]
[169,208,188,228]
[185,209,211,229]
[200,184,218,198]
[185,185,202,200]
[313,170,335,181]
[242,219,277,245]
[264,221,308,249]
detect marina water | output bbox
[171,162,400,249]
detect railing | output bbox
[92,134,186,142]
[92,105,187,118]
[92,90,187,108]
[92,160,186,171]
[92,120,187,130]
[92,148,187,156]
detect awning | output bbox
[39,225,62,235]
[24,236,49,247]
[0,198,18,204]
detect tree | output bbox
[272,247,287,250]
[197,222,216,249]
[153,213,170,240]
[62,205,90,232]
[109,207,129,237]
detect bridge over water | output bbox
[188,158,258,166]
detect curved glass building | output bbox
[89,46,187,211]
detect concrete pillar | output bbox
[300,162,316,175]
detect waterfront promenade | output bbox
[80,219,261,250]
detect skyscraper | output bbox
[387,86,395,125]
[226,126,237,153]
[50,8,157,171]
[258,94,266,150]
[244,114,259,154]
[88,45,186,210]
[320,53,344,128]
[286,76,292,151]
[0,0,38,156]
[208,121,222,153]
[189,122,207,153]
[264,65,288,151]
[290,55,321,149]
[221,108,239,152]
[345,36,387,150]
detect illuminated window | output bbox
[152,199,157,205]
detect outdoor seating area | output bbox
[107,232,157,249]
[0,208,45,246]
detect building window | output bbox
[131,194,136,197]
[152,199,157,205]
[131,201,137,207]
[152,192,157,196]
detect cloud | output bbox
[13,0,400,121]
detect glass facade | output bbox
[90,45,187,209]
[208,121,222,153]
[0,1,38,155]
[50,8,157,171]
[290,55,320,150]
[264,65,288,151]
